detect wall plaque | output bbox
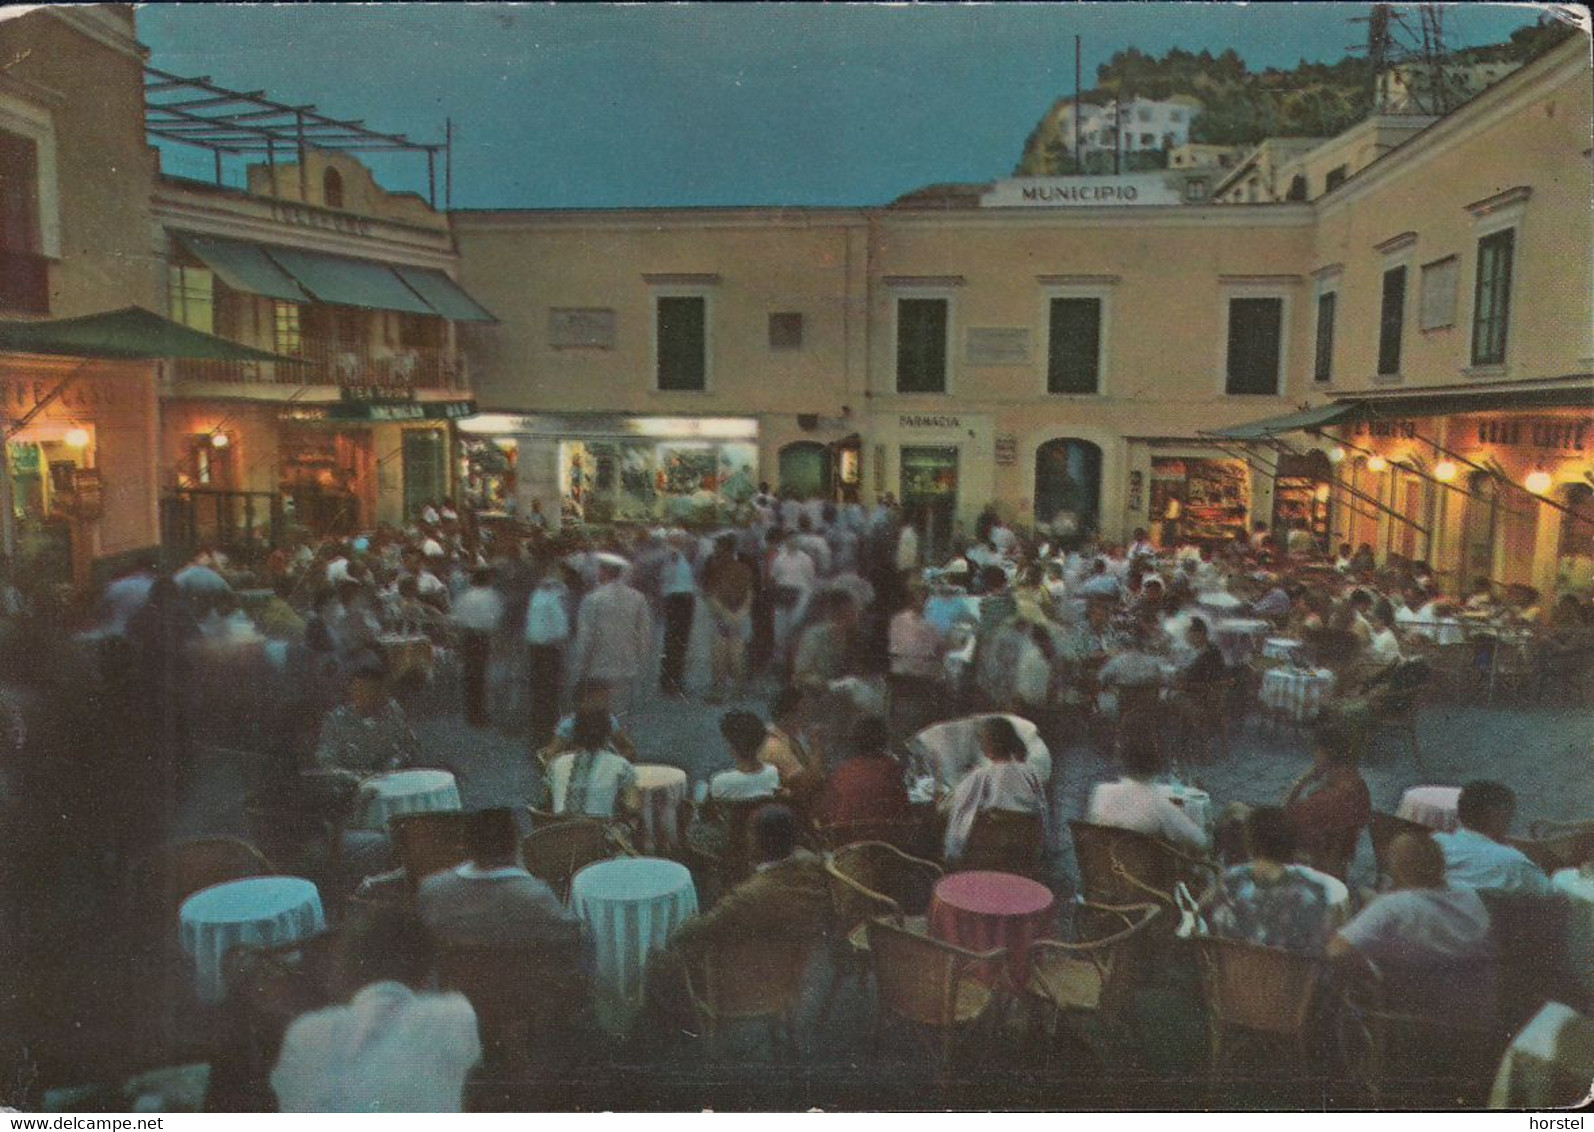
[549,308,617,349]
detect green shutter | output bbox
[1377,266,1406,376]
[1471,228,1513,366]
[1313,291,1336,383]
[1225,297,1282,395]
[896,298,947,393]
[1047,297,1101,394]
[656,296,706,390]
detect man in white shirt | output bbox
[571,560,653,714]
[271,910,480,1112]
[770,535,818,657]
[1086,739,1209,853]
[525,569,571,749]
[451,569,505,729]
[894,522,920,575]
[1434,780,1551,897]
[658,540,697,697]
[794,516,832,577]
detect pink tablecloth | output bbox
[1397,785,1462,832]
[928,870,1056,986]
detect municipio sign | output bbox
[981,174,1184,208]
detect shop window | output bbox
[323,168,345,210]
[1377,265,1406,377]
[1419,256,1459,331]
[895,297,948,394]
[169,263,215,334]
[778,441,830,499]
[655,295,707,391]
[900,446,958,561]
[1034,438,1102,539]
[1313,291,1336,384]
[1047,297,1102,394]
[1471,228,1514,366]
[0,128,45,314]
[1558,483,1594,591]
[1150,456,1250,548]
[274,301,302,356]
[768,312,803,350]
[1224,297,1283,395]
[1459,470,1499,593]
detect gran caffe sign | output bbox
[1462,414,1589,453]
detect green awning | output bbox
[391,267,496,323]
[1204,402,1361,441]
[263,246,437,316]
[176,233,309,304]
[0,307,299,362]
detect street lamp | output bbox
[1365,454,1388,473]
[1434,459,1459,483]
[64,427,90,449]
[1327,446,1346,464]
[1525,469,1553,495]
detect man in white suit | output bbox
[571,558,653,713]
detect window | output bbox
[1471,228,1514,366]
[1140,133,1155,147]
[0,128,45,313]
[1170,109,1185,123]
[322,168,344,210]
[895,297,948,393]
[1419,256,1459,331]
[768,312,803,350]
[1184,178,1208,203]
[1286,175,1307,202]
[169,264,215,334]
[1325,165,1348,192]
[1047,297,1102,394]
[1225,297,1284,395]
[1313,291,1337,383]
[655,295,707,391]
[1377,266,1406,376]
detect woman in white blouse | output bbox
[546,708,637,819]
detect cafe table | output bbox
[1212,618,1271,666]
[568,857,699,1035]
[1489,1002,1594,1109]
[1259,666,1336,723]
[179,876,325,1005]
[631,764,689,853]
[929,870,1056,986]
[357,768,462,831]
[1395,785,1462,832]
[1157,782,1212,830]
[1261,636,1304,663]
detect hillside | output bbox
[1014,16,1577,177]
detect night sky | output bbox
[134,3,1553,209]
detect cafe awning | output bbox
[262,246,438,316]
[175,233,310,304]
[0,306,299,363]
[391,267,496,323]
[1204,402,1361,441]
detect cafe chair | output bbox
[223,928,342,1080]
[1024,902,1161,1063]
[820,842,944,1022]
[521,819,614,902]
[390,811,472,894]
[680,933,819,1062]
[1514,819,1594,873]
[1366,658,1429,770]
[1193,936,1326,1098]
[1365,811,1431,889]
[437,942,589,1068]
[1068,820,1217,913]
[815,816,931,857]
[866,917,1008,1077]
[960,809,1046,879]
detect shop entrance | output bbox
[1459,471,1499,592]
[900,445,958,562]
[778,441,831,501]
[280,426,371,536]
[1149,456,1250,549]
[1559,483,1594,593]
[1272,450,1332,554]
[1033,438,1102,541]
[402,429,448,520]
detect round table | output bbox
[1262,636,1304,663]
[178,876,325,1005]
[1489,1001,1594,1109]
[357,768,462,830]
[1157,783,1212,830]
[569,857,698,1034]
[1212,618,1271,666]
[631,764,688,853]
[1259,667,1336,723]
[928,870,1056,986]
[1396,785,1462,832]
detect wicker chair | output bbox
[815,816,931,856]
[821,842,943,1022]
[1024,902,1161,1059]
[1338,965,1503,1106]
[223,928,342,1079]
[164,837,276,916]
[1511,819,1594,874]
[521,819,613,902]
[960,809,1046,878]
[1069,820,1217,912]
[1366,811,1432,888]
[865,916,1007,1074]
[1193,936,1326,1096]
[681,933,819,1061]
[437,942,589,1064]
[1367,659,1429,769]
[390,811,472,894]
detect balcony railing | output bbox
[0,248,50,315]
[171,335,466,392]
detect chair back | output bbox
[816,817,928,856]
[1367,811,1431,885]
[962,809,1045,877]
[391,811,472,892]
[1510,826,1594,875]
[436,942,586,1050]
[521,819,611,900]
[1069,820,1201,907]
[166,837,275,912]
[867,917,997,1029]
[687,934,816,1022]
[1195,936,1323,1037]
[1303,822,1362,882]
[714,796,784,878]
[827,842,943,935]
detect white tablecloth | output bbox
[906,714,1053,790]
[632,764,688,853]
[1396,785,1462,832]
[1261,636,1304,663]
[1554,869,1594,999]
[1195,591,1244,615]
[357,768,462,830]
[1158,783,1212,830]
[1259,667,1336,722]
[1212,618,1271,666]
[1489,1001,1594,1109]
[569,857,698,1034]
[178,876,325,1005]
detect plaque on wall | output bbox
[994,434,1018,466]
[549,308,618,349]
[965,327,1031,366]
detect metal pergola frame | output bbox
[143,66,453,209]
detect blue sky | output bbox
[136,3,1554,209]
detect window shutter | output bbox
[1047,297,1101,394]
[656,296,706,390]
[1225,297,1282,395]
[1377,266,1406,376]
[1313,292,1336,383]
[896,298,947,393]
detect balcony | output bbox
[171,335,466,393]
[0,248,50,315]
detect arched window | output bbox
[1034,438,1102,540]
[322,168,344,209]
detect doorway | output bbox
[1034,438,1102,541]
[900,445,958,561]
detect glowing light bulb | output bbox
[210,432,230,449]
[1327,446,1346,464]
[1314,483,1332,503]
[63,428,89,449]
[1525,469,1553,495]
[1434,460,1458,483]
[1366,455,1388,473]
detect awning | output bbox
[175,233,309,304]
[326,400,477,422]
[263,246,438,316]
[1204,402,1361,441]
[0,307,299,363]
[1349,376,1594,419]
[391,267,496,323]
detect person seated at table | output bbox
[1249,579,1294,623]
[255,577,307,644]
[1201,807,1337,954]
[942,716,1049,863]
[1172,616,1226,690]
[708,710,783,802]
[1282,717,1371,879]
[546,681,638,762]
[545,708,639,820]
[1327,832,1496,1025]
[889,582,946,681]
[1433,780,1551,898]
[758,686,824,796]
[313,661,420,776]
[1086,736,1208,854]
[271,908,481,1112]
[418,807,589,963]
[820,715,911,826]
[1095,622,1167,720]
